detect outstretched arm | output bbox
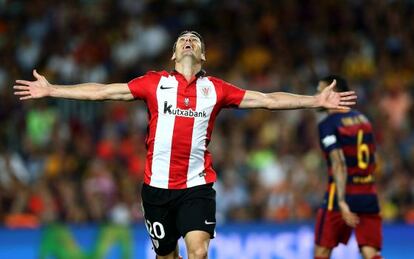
[329,148,360,228]
[14,70,134,101]
[239,80,356,110]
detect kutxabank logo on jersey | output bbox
[163,101,207,118]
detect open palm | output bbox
[14,69,51,100]
[317,80,357,109]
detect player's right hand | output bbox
[14,69,51,100]
[338,201,359,228]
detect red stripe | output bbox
[203,151,216,184]
[327,164,376,176]
[342,144,375,156]
[203,81,222,184]
[325,184,376,194]
[327,168,332,177]
[144,111,155,185]
[346,184,377,194]
[168,78,197,189]
[338,123,372,136]
[347,164,376,175]
[142,74,164,185]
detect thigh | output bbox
[176,186,216,239]
[355,213,382,250]
[314,209,352,248]
[184,230,211,256]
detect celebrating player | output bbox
[14,31,356,259]
[314,75,382,259]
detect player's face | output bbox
[172,33,206,62]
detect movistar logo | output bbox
[163,101,207,118]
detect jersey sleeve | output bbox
[127,71,160,100]
[214,78,246,108]
[318,119,341,153]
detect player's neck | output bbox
[175,58,202,82]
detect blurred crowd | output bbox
[0,0,413,228]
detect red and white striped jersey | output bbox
[128,70,246,189]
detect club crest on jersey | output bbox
[184,97,190,106]
[201,86,210,97]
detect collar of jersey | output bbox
[170,69,206,78]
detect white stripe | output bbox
[187,77,217,188]
[150,76,178,188]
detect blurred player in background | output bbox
[14,31,356,259]
[314,75,383,259]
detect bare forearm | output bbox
[240,84,356,110]
[15,70,133,101]
[266,92,319,109]
[49,83,107,100]
[332,162,347,202]
[328,149,348,203]
[240,91,320,109]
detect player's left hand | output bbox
[338,201,359,228]
[316,80,357,110]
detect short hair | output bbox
[320,75,350,92]
[173,30,205,54]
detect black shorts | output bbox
[141,183,216,256]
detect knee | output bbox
[314,245,331,258]
[188,247,208,259]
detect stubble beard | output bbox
[177,52,201,65]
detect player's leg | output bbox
[314,245,332,259]
[156,251,175,259]
[184,230,210,259]
[360,246,383,259]
[143,206,180,258]
[355,213,383,259]
[172,244,183,259]
[141,184,181,259]
[314,208,352,259]
[156,244,181,259]
[176,184,216,259]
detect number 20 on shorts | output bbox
[145,220,166,239]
